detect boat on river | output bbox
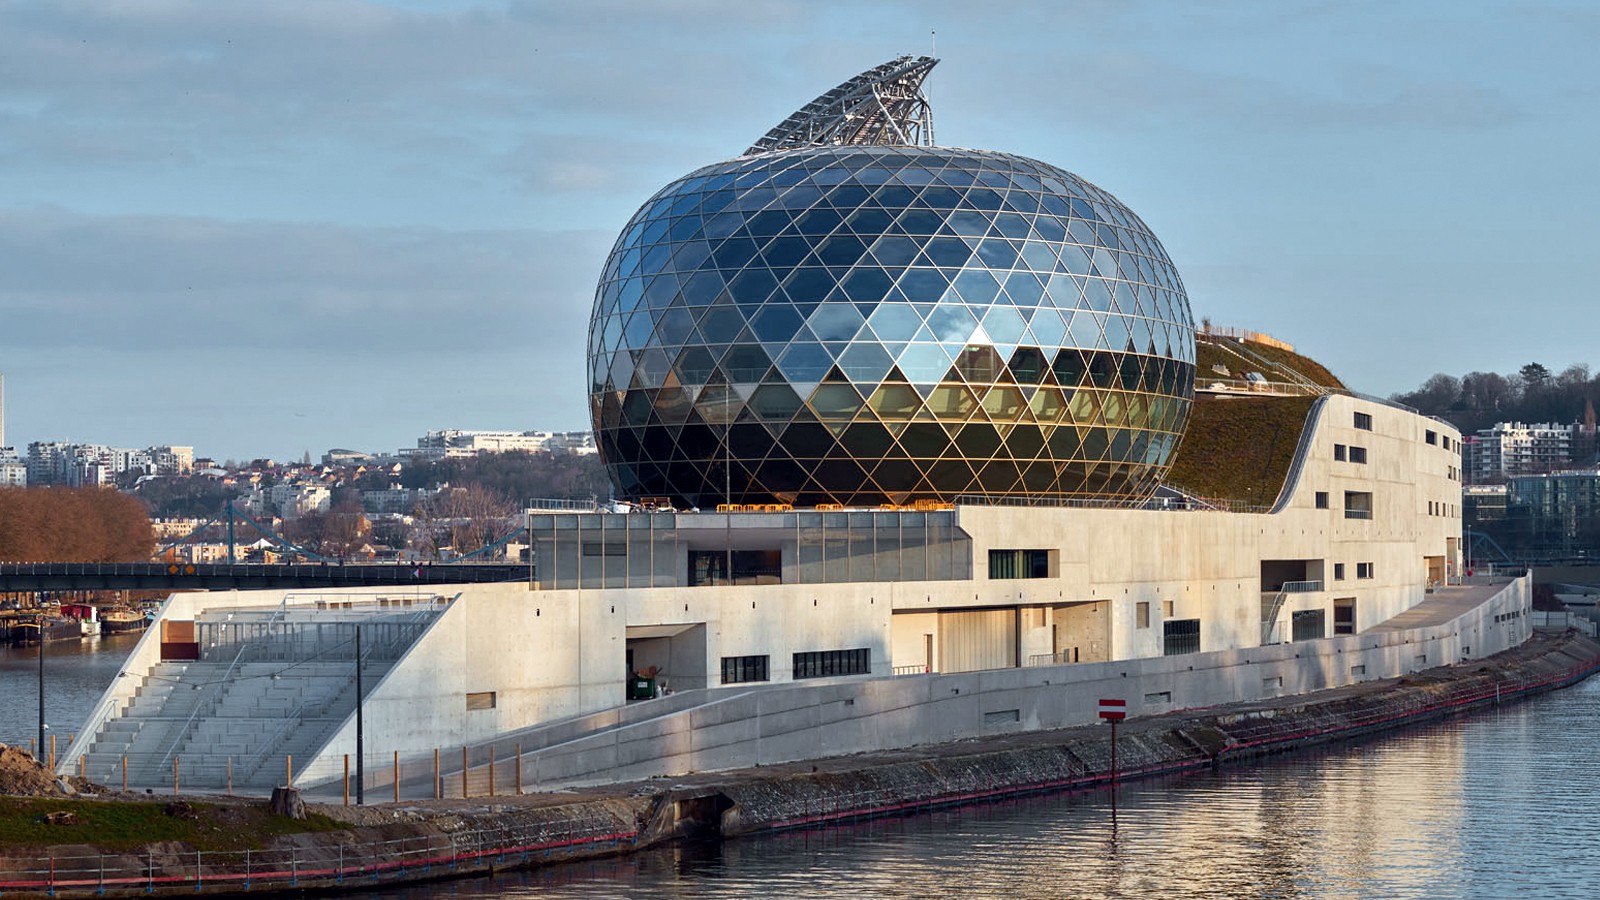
[100,607,148,634]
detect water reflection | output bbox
[0,633,142,748]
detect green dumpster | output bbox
[629,676,656,700]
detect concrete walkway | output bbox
[1367,578,1518,631]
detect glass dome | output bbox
[587,145,1196,508]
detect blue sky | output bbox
[2,0,1596,461]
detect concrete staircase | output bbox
[76,601,434,791]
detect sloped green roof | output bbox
[1166,394,1316,506]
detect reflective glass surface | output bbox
[588,146,1196,507]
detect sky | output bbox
[3,0,1598,462]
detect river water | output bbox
[3,639,1596,898]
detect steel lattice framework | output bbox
[746,55,937,155]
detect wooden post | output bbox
[287,754,293,789]
[515,743,523,796]
[393,751,399,803]
[77,756,85,778]
[488,746,496,797]
[343,755,350,807]
[461,746,468,799]
[49,734,55,769]
[121,755,127,793]
[173,757,180,796]
[433,748,440,800]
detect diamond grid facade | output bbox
[588,145,1196,508]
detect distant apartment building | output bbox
[0,447,24,487]
[361,484,433,515]
[24,441,194,486]
[1465,422,1575,483]
[402,429,597,460]
[268,482,332,520]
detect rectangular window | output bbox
[988,548,1053,579]
[1291,609,1326,642]
[1334,597,1357,635]
[1334,443,1347,461]
[1344,491,1373,519]
[1315,491,1329,509]
[1356,562,1374,579]
[721,655,770,684]
[1349,446,1368,464]
[1334,562,1345,580]
[1136,601,1150,628]
[465,691,496,711]
[793,648,871,679]
[1354,412,1373,431]
[1163,619,1201,656]
[1163,599,1175,618]
[1425,430,1438,445]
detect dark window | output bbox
[1344,491,1373,519]
[1425,430,1438,445]
[1357,562,1374,579]
[1349,446,1368,464]
[1334,444,1347,461]
[688,549,783,586]
[989,548,1052,579]
[793,648,871,679]
[1334,598,1357,635]
[1315,491,1329,509]
[1354,412,1373,431]
[1291,609,1326,642]
[1334,562,1345,580]
[1163,619,1201,656]
[721,655,770,684]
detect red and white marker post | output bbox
[1099,698,1126,786]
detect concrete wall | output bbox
[504,576,1530,790]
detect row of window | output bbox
[1330,562,1375,580]
[1333,443,1368,464]
[1314,490,1373,518]
[1424,428,1461,454]
[1427,500,1456,517]
[722,648,873,684]
[1494,608,1524,624]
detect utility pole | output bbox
[37,596,45,763]
[355,625,365,805]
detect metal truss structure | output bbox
[746,55,938,155]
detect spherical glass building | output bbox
[587,58,1195,508]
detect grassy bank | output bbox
[0,797,344,851]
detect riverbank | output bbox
[2,628,1596,898]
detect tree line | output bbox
[1391,362,1599,435]
[0,487,154,562]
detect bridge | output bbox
[0,562,528,592]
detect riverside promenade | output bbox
[1,627,1597,898]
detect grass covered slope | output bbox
[1195,334,1345,390]
[1165,395,1317,506]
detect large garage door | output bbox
[938,608,1017,673]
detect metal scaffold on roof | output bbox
[745,55,938,154]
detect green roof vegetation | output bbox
[1165,395,1316,506]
